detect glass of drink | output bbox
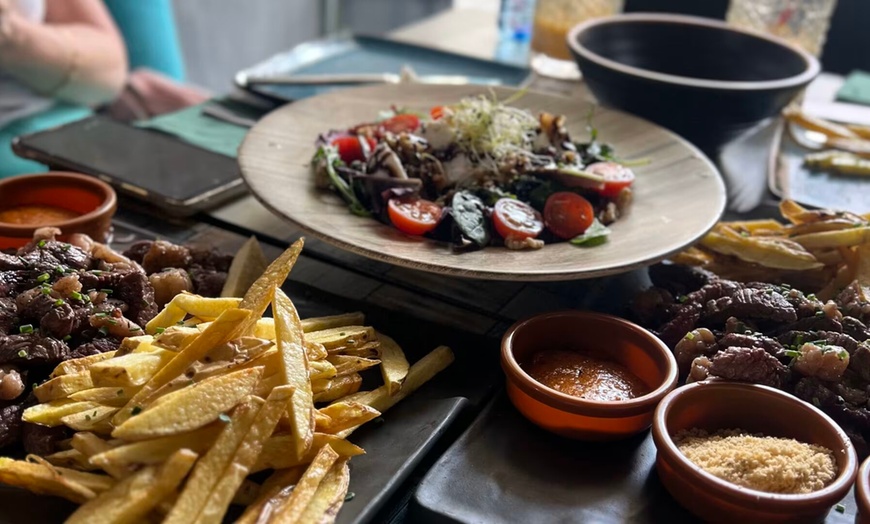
[726,0,838,57]
[531,0,625,79]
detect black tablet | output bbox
[12,116,245,216]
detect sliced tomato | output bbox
[585,162,635,199]
[382,113,421,134]
[430,105,447,120]
[330,135,377,164]
[388,198,442,235]
[543,192,595,240]
[493,198,544,240]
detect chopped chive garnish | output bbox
[807,293,817,300]
[54,299,64,306]
[91,270,102,275]
[36,273,50,283]
[98,326,109,336]
[63,335,71,341]
[94,312,108,318]
[678,295,688,303]
[17,349,27,358]
[783,349,801,358]
[41,286,51,295]
[812,397,821,407]
[101,289,113,295]
[155,327,166,334]
[70,291,83,301]
[815,311,825,317]
[685,332,695,340]
[84,414,91,421]
[176,320,185,326]
[37,240,46,248]
[55,266,64,274]
[345,492,355,502]
[218,413,231,423]
[117,389,124,396]
[18,324,33,334]
[87,289,96,294]
[130,327,141,332]
[835,504,845,513]
[107,319,118,325]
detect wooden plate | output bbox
[238,84,726,281]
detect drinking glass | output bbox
[530,0,625,79]
[726,0,838,57]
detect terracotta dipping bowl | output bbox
[855,457,870,524]
[501,310,678,440]
[0,172,116,249]
[652,382,857,524]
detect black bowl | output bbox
[568,13,820,155]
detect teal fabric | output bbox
[0,103,91,178]
[103,0,185,80]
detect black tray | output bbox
[411,393,857,524]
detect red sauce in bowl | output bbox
[0,204,80,226]
[524,349,649,401]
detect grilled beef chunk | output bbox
[850,344,870,383]
[78,271,157,327]
[649,263,717,296]
[0,402,24,449]
[22,422,70,456]
[122,241,152,264]
[717,332,786,359]
[0,334,70,365]
[657,302,702,349]
[189,268,227,298]
[709,346,787,388]
[0,298,18,335]
[704,287,797,324]
[631,287,676,328]
[71,337,121,359]
[141,240,192,274]
[843,316,870,343]
[189,246,233,272]
[836,282,870,323]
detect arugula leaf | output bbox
[314,146,371,217]
[570,219,610,247]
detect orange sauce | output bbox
[0,204,80,225]
[524,349,648,401]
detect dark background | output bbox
[624,0,867,75]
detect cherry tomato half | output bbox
[388,198,443,236]
[492,198,544,240]
[330,135,377,164]
[381,113,421,134]
[430,105,447,120]
[585,162,635,199]
[544,192,595,240]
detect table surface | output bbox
[40,6,850,523]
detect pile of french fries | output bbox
[784,106,870,176]
[674,200,870,298]
[0,239,454,523]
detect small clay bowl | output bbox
[501,310,678,440]
[855,457,870,524]
[0,172,116,249]
[652,382,857,523]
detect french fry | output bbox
[194,385,294,523]
[238,238,304,333]
[377,333,409,395]
[112,367,262,441]
[221,236,269,298]
[52,351,117,378]
[71,433,128,479]
[783,106,859,140]
[65,449,198,524]
[254,373,283,398]
[326,354,380,375]
[115,307,252,426]
[252,433,364,472]
[0,458,103,503]
[297,459,350,524]
[164,397,263,524]
[791,227,870,250]
[334,342,380,358]
[270,445,340,524]
[306,341,329,360]
[89,351,175,388]
[61,405,119,433]
[307,326,377,350]
[145,302,187,334]
[34,372,94,403]
[272,288,314,461]
[855,244,870,287]
[337,346,454,437]
[23,400,102,427]
[44,449,97,471]
[90,425,220,469]
[312,374,363,403]
[236,467,306,524]
[69,386,139,406]
[301,312,365,333]
[316,401,380,434]
[153,326,203,351]
[172,295,242,320]
[309,359,338,381]
[700,231,823,270]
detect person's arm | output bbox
[0,0,127,106]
